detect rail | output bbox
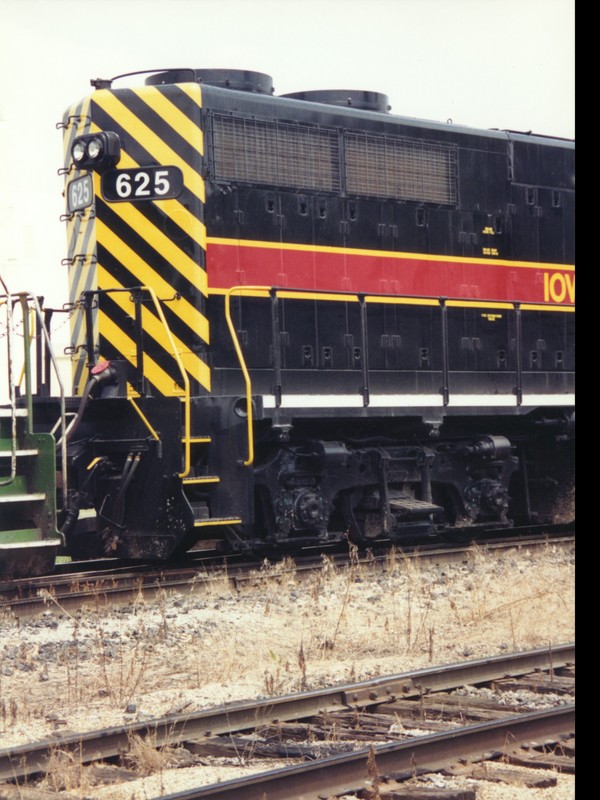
[171,706,575,800]
[0,643,574,783]
[223,285,574,413]
[72,283,574,478]
[80,286,192,478]
[224,286,272,466]
[1,285,68,502]
[25,294,68,506]
[142,286,191,478]
[0,277,17,486]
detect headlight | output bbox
[70,132,121,171]
[72,140,87,164]
[86,137,103,160]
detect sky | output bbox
[0,0,575,337]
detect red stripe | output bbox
[206,241,575,305]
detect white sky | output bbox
[0,0,575,308]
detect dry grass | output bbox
[125,728,180,777]
[38,744,90,794]
[0,540,574,796]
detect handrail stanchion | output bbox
[514,303,523,406]
[28,294,68,511]
[439,298,450,406]
[0,277,17,486]
[224,286,271,467]
[140,286,191,478]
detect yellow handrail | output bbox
[140,286,192,478]
[128,397,161,441]
[224,286,270,467]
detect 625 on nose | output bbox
[101,166,183,203]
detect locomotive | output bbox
[0,69,575,575]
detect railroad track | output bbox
[0,644,575,799]
[0,527,574,617]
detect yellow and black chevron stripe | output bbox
[62,83,210,397]
[62,97,96,395]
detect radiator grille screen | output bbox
[211,113,458,205]
[212,115,341,192]
[346,133,457,204]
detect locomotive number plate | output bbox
[67,175,94,212]
[101,166,183,202]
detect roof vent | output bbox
[281,89,390,113]
[146,69,275,94]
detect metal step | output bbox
[183,476,220,485]
[0,537,60,549]
[0,492,46,504]
[0,538,62,578]
[194,517,242,528]
[0,449,39,458]
[0,528,43,543]
[0,408,28,417]
[389,496,443,517]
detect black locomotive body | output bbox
[4,68,573,566]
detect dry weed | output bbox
[190,562,237,601]
[95,621,154,706]
[39,744,90,794]
[0,541,574,761]
[125,728,180,777]
[366,745,382,800]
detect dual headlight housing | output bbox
[71,132,121,170]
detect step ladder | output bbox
[178,283,262,545]
[180,435,242,540]
[1,283,63,577]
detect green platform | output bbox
[1,409,62,577]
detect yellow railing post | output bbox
[140,286,192,478]
[224,286,271,467]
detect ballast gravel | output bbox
[0,542,575,798]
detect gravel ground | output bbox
[0,541,575,798]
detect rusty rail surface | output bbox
[0,527,574,617]
[160,705,575,800]
[0,644,574,783]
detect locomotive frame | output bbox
[0,69,574,573]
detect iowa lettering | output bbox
[543,272,575,303]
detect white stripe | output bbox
[521,394,575,406]
[262,394,363,409]
[447,395,516,407]
[261,393,575,410]
[369,394,443,407]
